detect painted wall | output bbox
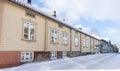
[0,1,45,51]
[81,34,91,52]
[0,1,100,53]
[0,0,5,48]
[90,37,94,53]
[45,19,71,51]
[71,29,81,51]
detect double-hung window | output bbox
[74,36,79,46]
[23,21,35,41]
[51,29,58,43]
[62,32,68,45]
[83,38,89,47]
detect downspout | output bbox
[44,18,48,52]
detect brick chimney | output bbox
[50,10,57,17]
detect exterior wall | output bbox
[93,39,100,53]
[100,40,118,53]
[71,29,80,51]
[0,0,5,47]
[0,51,20,68]
[0,1,45,51]
[90,37,94,53]
[81,34,91,52]
[34,52,50,62]
[45,19,71,51]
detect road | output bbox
[1,53,120,71]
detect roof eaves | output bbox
[8,0,99,40]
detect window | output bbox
[26,12,35,18]
[58,24,63,28]
[50,51,57,60]
[74,36,79,46]
[51,29,59,43]
[62,32,68,45]
[83,38,89,47]
[62,51,67,58]
[20,52,34,62]
[83,39,86,46]
[23,21,35,41]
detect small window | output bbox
[51,29,59,44]
[58,24,63,28]
[26,12,35,18]
[62,32,68,45]
[23,21,35,41]
[62,51,67,58]
[20,52,34,62]
[74,36,79,46]
[50,51,57,60]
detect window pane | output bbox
[23,22,35,40]
[63,32,68,44]
[24,22,29,39]
[75,36,79,46]
[24,22,29,34]
[51,29,58,43]
[30,53,32,59]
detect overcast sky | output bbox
[31,0,120,47]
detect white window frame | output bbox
[62,51,67,58]
[62,32,68,45]
[23,21,35,41]
[20,52,34,62]
[74,36,79,46]
[51,29,59,44]
[83,38,89,47]
[50,51,57,60]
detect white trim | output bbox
[20,52,34,62]
[50,51,57,60]
[62,51,67,58]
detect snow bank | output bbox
[1,53,120,71]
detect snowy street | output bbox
[1,53,120,71]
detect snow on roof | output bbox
[9,0,99,40]
[101,38,110,42]
[91,34,100,39]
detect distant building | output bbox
[100,39,118,53]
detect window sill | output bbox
[21,39,36,42]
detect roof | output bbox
[8,0,99,40]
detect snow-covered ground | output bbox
[1,53,120,71]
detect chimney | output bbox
[78,27,82,30]
[50,10,57,17]
[28,0,31,4]
[63,18,65,21]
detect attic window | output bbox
[75,31,78,34]
[26,12,35,18]
[58,24,63,28]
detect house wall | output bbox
[0,51,20,68]
[45,19,71,51]
[0,1,45,51]
[71,29,80,51]
[90,37,94,53]
[0,0,5,47]
[93,39,100,53]
[81,34,91,52]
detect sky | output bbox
[31,0,120,47]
